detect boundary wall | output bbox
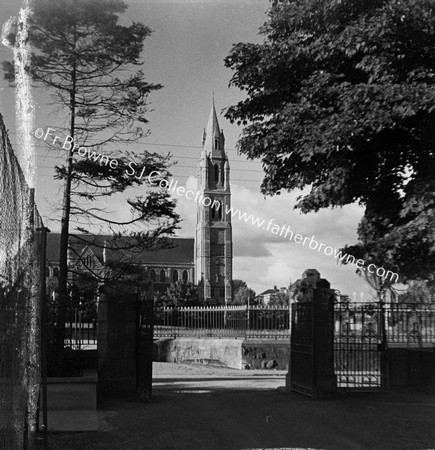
[154,338,290,370]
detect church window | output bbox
[211,200,222,221]
[53,267,59,278]
[214,164,219,183]
[182,270,188,283]
[216,201,222,220]
[150,269,156,282]
[160,270,166,282]
[214,137,219,150]
[172,270,179,283]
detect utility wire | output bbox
[7,139,263,162]
[34,161,264,174]
[6,132,246,152]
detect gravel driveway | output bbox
[37,362,435,450]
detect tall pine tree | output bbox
[3,0,180,374]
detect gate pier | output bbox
[286,270,337,398]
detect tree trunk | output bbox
[54,35,77,376]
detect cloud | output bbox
[234,239,272,258]
[173,174,370,297]
[229,181,363,251]
[58,171,373,298]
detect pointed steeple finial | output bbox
[203,96,222,154]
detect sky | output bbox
[0,0,378,299]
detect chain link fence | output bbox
[0,113,45,449]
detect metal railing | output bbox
[57,302,435,346]
[333,301,435,390]
[154,305,291,339]
[385,303,435,345]
[64,321,97,349]
[334,301,435,345]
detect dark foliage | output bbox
[225,0,435,284]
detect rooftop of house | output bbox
[46,233,194,265]
[258,288,281,296]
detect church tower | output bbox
[194,100,233,304]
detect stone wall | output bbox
[154,338,244,369]
[242,340,290,370]
[387,346,435,391]
[154,338,290,370]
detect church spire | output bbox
[203,98,225,156]
[195,97,233,305]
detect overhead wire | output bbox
[7,140,263,163]
[6,130,248,152]
[8,133,268,191]
[6,139,266,178]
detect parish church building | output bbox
[46,101,233,304]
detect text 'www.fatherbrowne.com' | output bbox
[223,202,399,283]
[153,172,399,284]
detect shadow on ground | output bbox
[38,389,435,449]
[37,363,435,450]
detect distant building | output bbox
[46,99,233,302]
[257,286,289,305]
[45,233,194,295]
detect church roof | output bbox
[46,233,194,266]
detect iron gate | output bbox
[334,301,385,390]
[290,301,314,397]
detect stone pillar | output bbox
[97,286,137,398]
[136,287,154,402]
[286,270,337,398]
[312,286,337,398]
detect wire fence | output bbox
[0,113,45,449]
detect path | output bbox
[38,363,435,450]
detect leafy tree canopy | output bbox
[225,0,435,283]
[154,282,199,307]
[398,280,435,304]
[232,279,257,305]
[268,291,289,307]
